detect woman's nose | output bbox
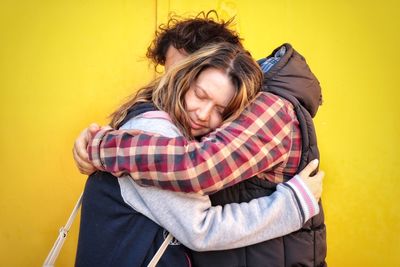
[196,103,213,122]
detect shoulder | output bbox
[254,92,295,117]
[257,92,290,107]
[120,111,182,137]
[136,111,173,122]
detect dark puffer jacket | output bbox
[190,44,326,267]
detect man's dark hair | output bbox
[146,10,243,68]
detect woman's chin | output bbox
[191,128,211,137]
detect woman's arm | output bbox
[88,92,296,195]
[121,173,319,251]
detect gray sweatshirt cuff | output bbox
[280,175,320,224]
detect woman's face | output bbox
[184,67,236,137]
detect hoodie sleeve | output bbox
[120,174,319,251]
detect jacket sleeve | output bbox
[88,92,296,195]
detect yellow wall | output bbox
[0,1,156,266]
[1,1,399,266]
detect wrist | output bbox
[283,175,320,223]
[87,127,112,171]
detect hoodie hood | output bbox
[262,43,322,118]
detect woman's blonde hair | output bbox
[110,42,262,139]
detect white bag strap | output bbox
[147,233,173,267]
[43,192,175,267]
[43,192,83,267]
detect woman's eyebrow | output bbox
[196,84,227,109]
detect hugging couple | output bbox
[72,10,326,267]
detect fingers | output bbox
[298,159,319,178]
[75,129,90,161]
[88,123,100,134]
[72,143,89,167]
[309,170,324,201]
[72,147,95,175]
[72,125,98,175]
[72,123,107,175]
[298,161,324,202]
[313,170,325,181]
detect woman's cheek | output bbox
[210,115,223,130]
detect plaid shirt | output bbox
[88,92,301,195]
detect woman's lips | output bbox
[190,118,205,130]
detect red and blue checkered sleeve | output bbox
[88,92,296,195]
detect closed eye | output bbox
[195,86,207,99]
[195,84,227,115]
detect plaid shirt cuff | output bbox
[281,175,320,224]
[87,127,113,172]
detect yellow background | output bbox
[1,0,399,266]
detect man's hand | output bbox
[73,123,100,175]
[297,159,324,201]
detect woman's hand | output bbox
[297,159,324,201]
[72,123,100,175]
